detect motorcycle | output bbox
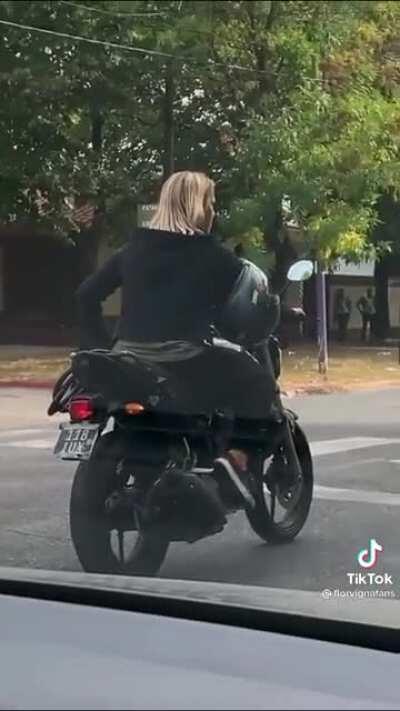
[49,259,314,576]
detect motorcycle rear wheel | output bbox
[246,423,313,543]
[69,456,169,576]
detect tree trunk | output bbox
[162,60,175,180]
[270,231,298,293]
[374,259,390,340]
[76,223,102,282]
[75,104,105,285]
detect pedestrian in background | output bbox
[334,288,352,342]
[357,287,376,343]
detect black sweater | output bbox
[76,228,242,349]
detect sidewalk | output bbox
[282,343,400,395]
[0,343,399,394]
[0,346,70,388]
[0,345,71,361]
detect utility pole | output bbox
[316,261,329,375]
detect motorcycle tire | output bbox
[246,423,313,543]
[70,456,169,576]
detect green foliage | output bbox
[227,1,400,263]
[2,0,400,266]
[239,82,400,262]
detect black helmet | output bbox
[217,259,280,345]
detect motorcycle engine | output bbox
[143,469,227,543]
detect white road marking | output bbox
[3,439,55,449]
[315,484,400,506]
[0,434,400,458]
[0,427,58,449]
[310,437,400,457]
[0,428,55,439]
[319,457,383,472]
[1,431,400,507]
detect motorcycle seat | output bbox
[71,349,204,414]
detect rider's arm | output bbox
[209,239,243,304]
[76,249,123,349]
[281,306,305,323]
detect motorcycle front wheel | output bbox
[69,455,169,576]
[246,423,313,543]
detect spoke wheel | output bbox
[69,449,169,576]
[246,423,313,543]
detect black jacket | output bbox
[76,228,242,349]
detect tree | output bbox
[222,2,400,324]
[0,0,248,261]
[0,1,163,231]
[3,0,400,325]
[371,193,400,339]
[201,1,385,272]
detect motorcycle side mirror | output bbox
[287,260,314,282]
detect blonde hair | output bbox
[150,171,215,235]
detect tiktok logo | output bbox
[357,539,383,569]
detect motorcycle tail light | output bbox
[124,402,145,416]
[69,397,95,422]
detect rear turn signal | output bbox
[69,397,95,422]
[124,402,145,416]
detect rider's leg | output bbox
[188,344,276,505]
[164,343,276,504]
[164,342,276,419]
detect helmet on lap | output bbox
[217,259,280,346]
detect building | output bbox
[328,260,375,334]
[328,260,400,337]
[1,209,400,345]
[0,223,80,345]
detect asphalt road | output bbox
[1,386,400,597]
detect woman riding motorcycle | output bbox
[76,171,279,496]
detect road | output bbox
[1,386,400,596]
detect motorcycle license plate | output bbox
[54,424,99,460]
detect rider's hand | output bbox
[283,307,305,322]
[291,307,306,320]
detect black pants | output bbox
[337,314,350,342]
[361,314,372,342]
[164,343,276,420]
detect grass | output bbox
[0,349,70,384]
[281,344,400,394]
[0,344,399,394]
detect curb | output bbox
[0,379,398,395]
[0,380,54,389]
[0,378,340,395]
[283,380,400,398]
[282,387,345,398]
[282,383,348,396]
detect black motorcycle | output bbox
[49,259,314,576]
